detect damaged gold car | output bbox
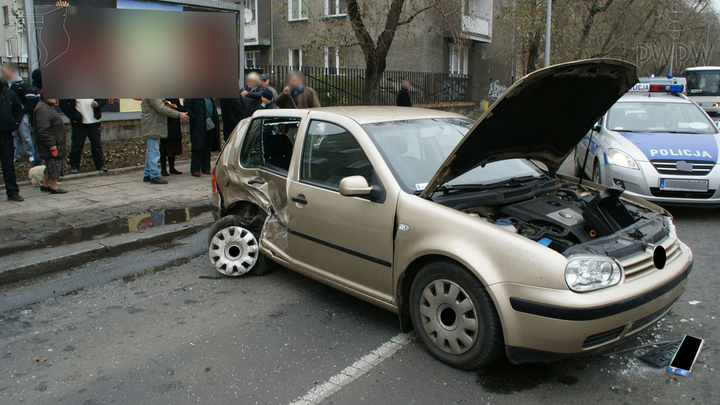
[208,59,693,369]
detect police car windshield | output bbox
[362,118,542,193]
[607,101,717,134]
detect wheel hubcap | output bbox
[209,226,259,276]
[419,279,479,355]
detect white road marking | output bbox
[289,332,416,405]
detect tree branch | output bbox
[398,5,434,26]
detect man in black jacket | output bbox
[59,99,108,173]
[1,63,35,163]
[219,97,247,142]
[0,83,25,201]
[396,79,412,107]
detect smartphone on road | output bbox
[667,335,704,377]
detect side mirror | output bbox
[592,122,602,132]
[339,175,372,197]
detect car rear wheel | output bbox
[207,215,277,276]
[409,260,503,369]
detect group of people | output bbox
[0,62,113,201]
[0,68,324,199]
[139,70,321,185]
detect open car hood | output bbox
[420,59,638,198]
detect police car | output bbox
[574,83,720,206]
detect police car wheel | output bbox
[573,155,585,179]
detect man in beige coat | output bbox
[141,99,188,184]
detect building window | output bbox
[289,0,308,21]
[3,7,9,26]
[449,45,468,76]
[5,40,12,57]
[326,0,346,17]
[244,0,256,24]
[289,49,302,70]
[325,46,345,75]
[245,51,259,68]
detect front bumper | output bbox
[489,241,693,363]
[602,161,720,206]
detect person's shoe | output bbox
[202,171,211,175]
[150,177,168,184]
[161,170,170,177]
[143,176,150,182]
[28,156,35,163]
[49,188,67,194]
[98,166,108,173]
[7,194,24,202]
[191,172,201,177]
[40,186,51,192]
[169,169,182,175]
[70,167,79,174]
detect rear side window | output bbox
[240,117,301,173]
[300,121,373,190]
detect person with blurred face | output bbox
[0,80,24,201]
[241,72,263,115]
[276,71,321,109]
[397,79,412,107]
[34,94,68,194]
[1,63,34,163]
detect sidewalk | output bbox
[0,161,214,283]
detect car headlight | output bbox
[565,256,623,292]
[606,149,638,169]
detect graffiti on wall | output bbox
[488,80,507,100]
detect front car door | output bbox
[285,115,398,305]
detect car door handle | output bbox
[291,196,308,205]
[247,179,265,185]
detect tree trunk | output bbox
[364,69,383,105]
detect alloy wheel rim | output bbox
[209,226,259,276]
[419,279,479,355]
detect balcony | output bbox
[243,0,271,47]
[461,0,492,42]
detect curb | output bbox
[15,159,192,187]
[0,201,211,257]
[0,216,213,287]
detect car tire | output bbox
[207,214,278,276]
[592,160,602,184]
[409,260,503,369]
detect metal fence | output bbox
[249,65,472,106]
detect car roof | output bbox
[618,93,690,104]
[685,66,720,71]
[306,106,467,124]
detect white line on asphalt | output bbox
[288,332,416,405]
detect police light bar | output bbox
[648,84,684,93]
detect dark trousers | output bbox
[190,131,212,173]
[68,123,104,169]
[0,133,19,197]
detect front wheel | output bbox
[409,260,503,369]
[592,161,602,184]
[207,215,277,276]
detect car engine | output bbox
[462,185,669,256]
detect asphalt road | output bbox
[0,158,717,404]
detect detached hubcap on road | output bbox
[419,279,479,355]
[209,226,259,276]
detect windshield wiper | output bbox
[446,175,549,192]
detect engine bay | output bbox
[458,184,670,258]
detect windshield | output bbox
[685,70,720,96]
[362,118,542,193]
[607,101,717,134]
